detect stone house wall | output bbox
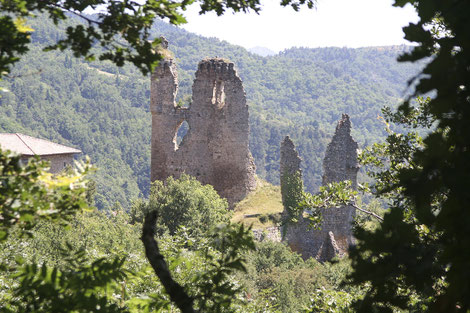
[21,153,76,174]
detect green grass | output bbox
[232,178,284,229]
[156,47,175,59]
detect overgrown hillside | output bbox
[0,15,421,209]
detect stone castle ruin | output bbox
[283,114,359,261]
[150,55,257,206]
[150,42,358,261]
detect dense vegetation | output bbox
[2,0,469,311]
[0,156,358,312]
[0,15,421,209]
[346,0,470,311]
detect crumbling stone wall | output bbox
[283,114,359,262]
[319,113,359,256]
[150,57,257,206]
[322,114,359,189]
[280,136,302,177]
[252,227,282,242]
[280,136,304,212]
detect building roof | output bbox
[0,133,81,156]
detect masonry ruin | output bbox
[280,136,302,179]
[283,114,359,261]
[280,136,304,209]
[150,42,359,261]
[150,53,257,206]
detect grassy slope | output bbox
[232,178,284,229]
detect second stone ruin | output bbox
[282,114,359,262]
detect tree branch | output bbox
[351,204,384,222]
[51,4,103,26]
[141,211,197,313]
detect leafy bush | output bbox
[132,174,231,239]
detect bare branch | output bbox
[351,204,384,222]
[141,211,197,313]
[51,4,103,26]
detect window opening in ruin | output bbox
[211,80,225,108]
[174,120,189,151]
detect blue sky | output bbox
[181,0,419,52]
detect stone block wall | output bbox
[252,227,282,242]
[21,154,76,174]
[320,114,359,254]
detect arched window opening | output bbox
[174,120,189,151]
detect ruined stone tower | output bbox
[322,114,359,189]
[280,136,303,209]
[150,56,257,206]
[320,114,359,254]
[283,114,359,262]
[280,136,302,179]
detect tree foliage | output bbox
[134,174,231,238]
[8,251,128,313]
[0,150,131,313]
[347,1,470,311]
[0,150,361,312]
[280,170,304,222]
[0,0,314,79]
[0,148,92,242]
[0,155,258,312]
[142,207,255,313]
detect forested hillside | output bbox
[0,15,421,209]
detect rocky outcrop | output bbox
[150,56,257,206]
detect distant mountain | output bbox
[249,46,277,57]
[0,15,422,209]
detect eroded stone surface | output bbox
[283,114,359,262]
[150,57,257,206]
[252,227,282,242]
[280,136,302,177]
[322,114,359,188]
[319,113,358,258]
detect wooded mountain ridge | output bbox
[0,15,422,209]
